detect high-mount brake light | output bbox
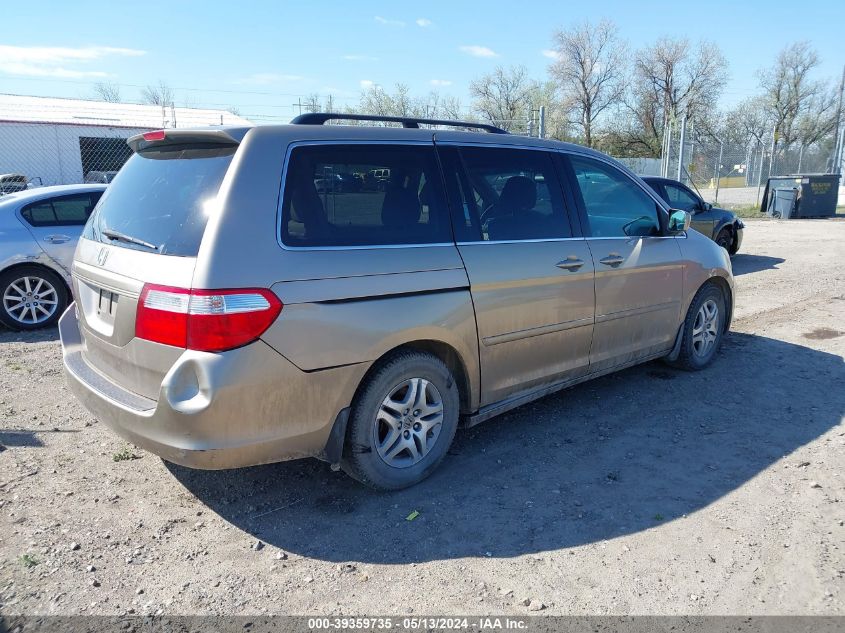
[135,284,282,352]
[142,130,166,142]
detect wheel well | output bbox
[361,340,473,415]
[0,262,70,296]
[707,276,733,332]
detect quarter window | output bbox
[280,144,450,247]
[450,147,571,242]
[570,156,661,238]
[21,193,102,227]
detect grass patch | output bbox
[112,446,139,462]
[20,553,39,568]
[653,513,665,522]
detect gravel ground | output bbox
[1,219,844,617]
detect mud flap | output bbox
[665,323,685,362]
[321,407,350,465]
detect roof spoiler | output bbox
[127,128,245,153]
[290,112,509,134]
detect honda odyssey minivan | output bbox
[60,113,734,490]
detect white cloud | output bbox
[235,73,304,85]
[360,79,376,89]
[459,45,499,58]
[374,16,405,27]
[430,79,452,87]
[343,54,379,61]
[542,49,560,60]
[0,45,145,78]
[416,18,433,27]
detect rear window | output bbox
[83,145,235,256]
[280,144,451,248]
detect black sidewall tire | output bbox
[674,284,726,371]
[0,266,68,331]
[341,351,460,490]
[715,228,732,251]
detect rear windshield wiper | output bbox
[101,228,158,251]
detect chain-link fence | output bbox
[659,117,843,208]
[0,94,251,189]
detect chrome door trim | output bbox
[456,236,588,246]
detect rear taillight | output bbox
[136,284,282,352]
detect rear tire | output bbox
[0,266,68,331]
[668,283,726,371]
[341,350,460,490]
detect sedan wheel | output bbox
[0,267,68,330]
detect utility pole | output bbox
[830,65,844,175]
[714,139,724,204]
[676,114,687,182]
[755,140,766,207]
[538,105,546,139]
[767,125,777,179]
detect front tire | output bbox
[0,266,68,330]
[668,283,726,371]
[341,350,460,490]
[715,227,732,251]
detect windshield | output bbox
[83,145,235,256]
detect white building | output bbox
[0,94,253,186]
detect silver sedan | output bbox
[0,184,106,330]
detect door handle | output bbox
[556,258,585,271]
[46,234,71,244]
[599,254,625,267]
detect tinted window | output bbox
[84,146,235,256]
[281,144,450,247]
[570,156,660,237]
[21,193,102,227]
[664,183,700,212]
[450,147,570,242]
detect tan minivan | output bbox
[60,114,734,489]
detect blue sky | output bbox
[0,0,842,122]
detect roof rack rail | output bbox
[290,112,508,134]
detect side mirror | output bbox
[702,202,713,211]
[668,209,691,233]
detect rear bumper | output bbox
[59,304,367,469]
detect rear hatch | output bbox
[72,130,241,400]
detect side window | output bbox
[570,156,661,238]
[664,183,700,212]
[21,193,101,227]
[452,147,571,242]
[21,202,57,225]
[281,144,450,247]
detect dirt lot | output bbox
[1,219,844,617]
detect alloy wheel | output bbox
[373,377,444,468]
[692,299,719,358]
[2,276,59,325]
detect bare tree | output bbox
[549,19,626,147]
[92,81,122,103]
[758,41,834,150]
[724,96,772,147]
[469,66,536,132]
[597,38,727,157]
[141,80,175,106]
[646,38,726,121]
[439,95,463,120]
